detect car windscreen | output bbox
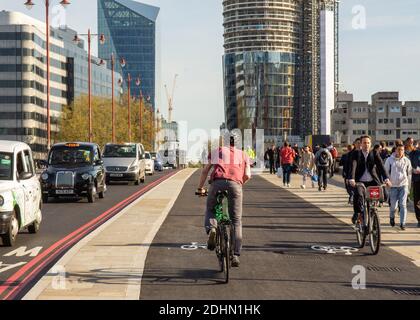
[49,147,93,166]
[0,153,13,180]
[103,145,136,158]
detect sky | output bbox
[1,0,420,132]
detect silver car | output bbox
[103,143,146,185]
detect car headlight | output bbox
[0,196,4,207]
[81,173,91,180]
[41,173,49,181]
[129,165,139,172]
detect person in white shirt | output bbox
[385,144,412,230]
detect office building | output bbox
[98,0,159,109]
[0,11,121,159]
[223,0,339,141]
[331,91,420,146]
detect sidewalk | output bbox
[260,172,420,267]
[23,169,197,300]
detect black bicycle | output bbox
[196,189,234,283]
[354,183,384,255]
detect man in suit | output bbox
[349,135,392,224]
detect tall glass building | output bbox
[0,11,121,159]
[98,0,159,109]
[223,0,339,140]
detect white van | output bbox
[103,143,146,185]
[0,141,42,246]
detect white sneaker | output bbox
[287,184,291,188]
[301,185,306,189]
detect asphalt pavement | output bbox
[0,171,173,300]
[140,171,420,300]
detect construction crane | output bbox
[165,74,178,123]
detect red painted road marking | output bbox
[0,171,178,300]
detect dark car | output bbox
[40,142,106,203]
[153,153,163,172]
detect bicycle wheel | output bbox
[223,227,230,284]
[216,227,224,272]
[369,209,381,255]
[355,215,366,248]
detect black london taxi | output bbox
[39,142,106,203]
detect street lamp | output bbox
[24,0,71,151]
[135,78,143,142]
[99,54,116,143]
[73,30,106,142]
[120,59,132,142]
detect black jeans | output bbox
[317,166,328,189]
[353,181,377,218]
[269,160,275,174]
[413,181,420,222]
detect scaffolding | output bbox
[294,0,339,138]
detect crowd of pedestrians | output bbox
[265,136,420,231]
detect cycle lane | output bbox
[140,171,420,300]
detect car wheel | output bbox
[42,194,49,204]
[28,218,40,234]
[2,210,19,247]
[88,185,97,203]
[99,186,105,199]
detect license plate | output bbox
[56,189,74,195]
[110,173,124,177]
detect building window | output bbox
[390,106,401,113]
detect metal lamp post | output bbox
[135,77,143,143]
[24,0,71,151]
[99,54,116,143]
[73,31,106,142]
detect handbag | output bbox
[311,174,319,182]
[276,167,283,178]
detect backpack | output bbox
[331,147,338,159]
[318,150,329,167]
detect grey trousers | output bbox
[205,179,243,256]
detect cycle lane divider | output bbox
[22,168,196,300]
[0,169,181,300]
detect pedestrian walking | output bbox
[385,144,412,230]
[267,145,276,174]
[299,145,315,189]
[328,143,338,178]
[405,137,415,157]
[409,140,420,228]
[315,144,333,191]
[280,142,296,188]
[340,144,355,204]
[379,141,390,161]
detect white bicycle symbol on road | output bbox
[311,245,359,256]
[181,242,208,251]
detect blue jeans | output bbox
[282,164,292,184]
[390,186,409,226]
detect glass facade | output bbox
[224,52,296,137]
[98,0,159,108]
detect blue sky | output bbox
[2,0,420,132]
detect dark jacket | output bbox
[340,152,350,179]
[267,149,275,162]
[410,149,420,183]
[351,150,389,185]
